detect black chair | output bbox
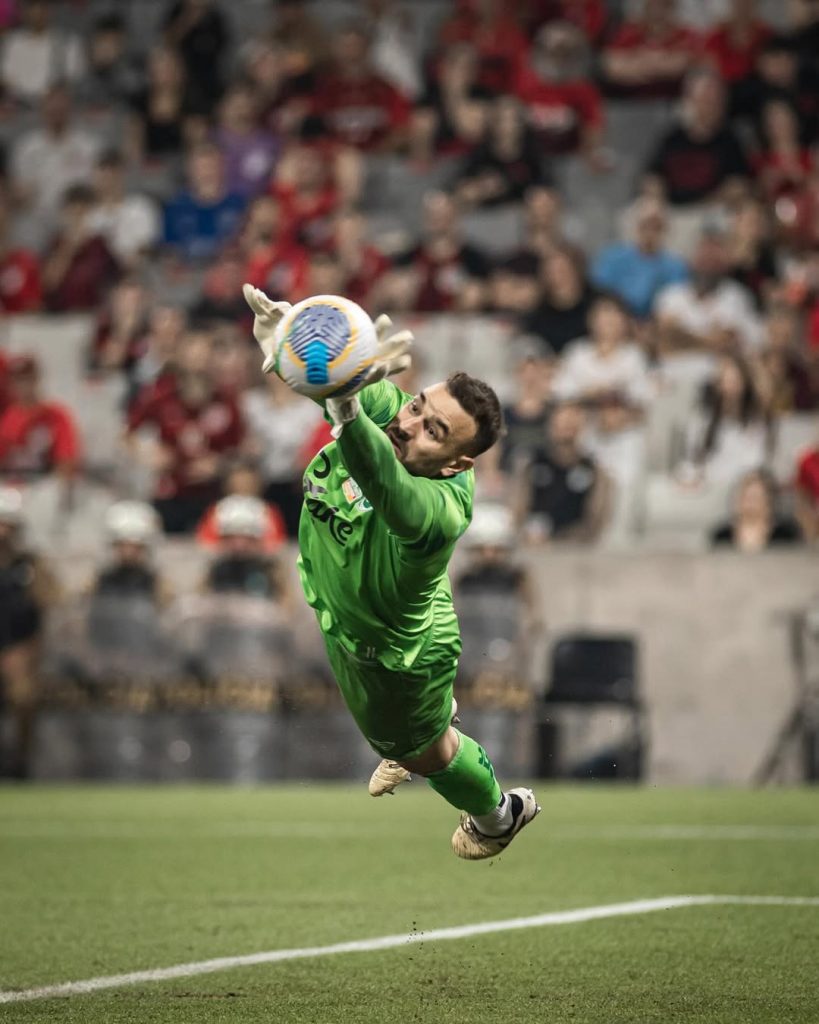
[537,633,647,780]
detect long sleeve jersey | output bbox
[297,380,473,670]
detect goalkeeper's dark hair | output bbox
[446,372,504,458]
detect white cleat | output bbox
[368,698,460,797]
[451,787,541,860]
[368,760,412,796]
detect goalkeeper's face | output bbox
[386,383,476,478]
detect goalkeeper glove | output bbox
[326,314,413,429]
[242,283,292,375]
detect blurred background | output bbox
[0,0,818,787]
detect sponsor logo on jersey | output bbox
[304,496,355,546]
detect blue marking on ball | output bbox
[304,339,329,384]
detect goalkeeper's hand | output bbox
[326,314,414,428]
[242,283,292,375]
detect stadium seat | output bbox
[537,632,647,779]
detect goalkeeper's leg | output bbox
[368,697,459,796]
[399,726,540,860]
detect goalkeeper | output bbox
[244,285,540,860]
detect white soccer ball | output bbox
[273,294,378,400]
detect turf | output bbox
[0,784,817,1023]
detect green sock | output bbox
[426,730,502,815]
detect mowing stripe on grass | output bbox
[3,823,819,841]
[1,895,818,1004]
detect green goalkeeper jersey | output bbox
[297,380,473,672]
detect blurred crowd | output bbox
[2,0,819,773]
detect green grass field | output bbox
[1,784,818,1023]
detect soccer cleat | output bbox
[368,759,411,796]
[368,698,460,797]
[451,787,541,860]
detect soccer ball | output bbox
[273,294,378,400]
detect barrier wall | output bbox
[19,545,817,785]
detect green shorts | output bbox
[323,634,457,760]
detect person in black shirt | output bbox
[523,245,597,354]
[454,96,552,208]
[644,68,750,209]
[732,35,819,149]
[710,469,803,550]
[203,495,289,603]
[0,487,58,778]
[516,400,611,543]
[163,0,230,106]
[85,501,169,661]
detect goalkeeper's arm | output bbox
[332,403,442,543]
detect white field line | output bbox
[2,823,819,841]
[1,895,818,1005]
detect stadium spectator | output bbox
[202,494,291,603]
[191,249,249,327]
[87,150,161,269]
[329,208,391,310]
[127,303,187,401]
[602,0,701,100]
[436,0,529,94]
[163,143,246,265]
[732,34,819,149]
[523,245,597,354]
[267,0,329,88]
[591,198,689,319]
[410,42,493,163]
[487,254,542,317]
[454,501,538,691]
[0,190,41,312]
[724,197,777,309]
[10,83,100,225]
[162,0,230,107]
[212,81,282,201]
[754,303,819,412]
[519,185,583,259]
[795,434,819,541]
[513,20,606,165]
[511,0,608,45]
[125,329,245,534]
[41,184,120,312]
[240,194,310,302]
[643,68,751,256]
[655,227,763,376]
[365,0,423,100]
[241,371,324,537]
[383,191,491,312]
[710,469,802,548]
[269,142,342,250]
[453,96,552,209]
[552,293,653,419]
[484,346,556,485]
[307,22,411,153]
[753,100,815,201]
[0,486,58,778]
[77,13,144,110]
[126,45,207,164]
[516,400,611,543]
[702,0,772,87]
[0,0,85,105]
[0,354,80,483]
[788,0,819,63]
[89,276,150,375]
[196,459,286,552]
[679,352,774,486]
[88,501,168,605]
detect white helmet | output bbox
[464,502,515,549]
[214,495,267,539]
[105,501,161,545]
[0,487,23,525]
